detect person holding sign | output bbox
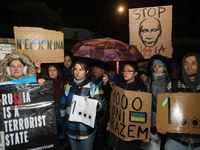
[108,62,147,150]
[158,53,200,150]
[59,60,103,150]
[0,52,36,82]
[141,54,171,149]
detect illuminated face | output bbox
[48,65,59,79]
[139,18,162,47]
[9,60,25,79]
[123,64,137,84]
[153,64,165,75]
[184,56,197,77]
[74,64,88,83]
[92,66,105,79]
[64,56,72,68]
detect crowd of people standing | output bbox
[0,50,199,150]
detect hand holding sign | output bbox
[69,95,98,128]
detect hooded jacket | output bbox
[145,54,171,127]
[0,52,36,82]
[44,64,63,105]
[166,53,200,148]
[182,53,200,92]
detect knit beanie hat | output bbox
[152,59,166,71]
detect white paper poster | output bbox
[69,95,98,128]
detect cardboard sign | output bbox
[69,95,98,128]
[14,26,64,63]
[129,5,172,58]
[0,44,12,61]
[109,86,152,141]
[0,81,58,150]
[157,93,200,134]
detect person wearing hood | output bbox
[141,54,171,150]
[158,53,200,150]
[0,52,36,82]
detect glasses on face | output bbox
[122,70,135,75]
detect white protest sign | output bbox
[69,95,98,128]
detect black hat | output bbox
[92,60,106,70]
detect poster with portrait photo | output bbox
[0,81,58,150]
[129,5,172,59]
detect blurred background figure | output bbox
[91,61,113,150]
[139,68,149,83]
[62,51,74,85]
[106,65,121,86]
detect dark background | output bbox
[0,0,200,64]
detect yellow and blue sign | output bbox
[130,112,146,123]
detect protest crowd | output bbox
[0,5,200,150]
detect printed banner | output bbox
[14,26,64,63]
[129,5,172,58]
[0,81,58,150]
[69,95,98,128]
[109,86,152,141]
[157,93,200,134]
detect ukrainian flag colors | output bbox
[130,112,146,123]
[162,97,168,106]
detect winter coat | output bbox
[109,80,147,150]
[145,54,171,127]
[166,53,200,148]
[59,77,103,140]
[0,52,36,82]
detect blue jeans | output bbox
[165,136,200,150]
[68,133,95,150]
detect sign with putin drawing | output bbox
[14,26,64,63]
[157,93,200,134]
[129,5,172,58]
[109,86,152,141]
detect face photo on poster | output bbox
[156,93,200,134]
[129,5,172,58]
[69,95,98,128]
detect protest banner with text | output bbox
[157,93,200,134]
[109,86,152,141]
[14,26,64,63]
[0,81,58,150]
[129,5,172,58]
